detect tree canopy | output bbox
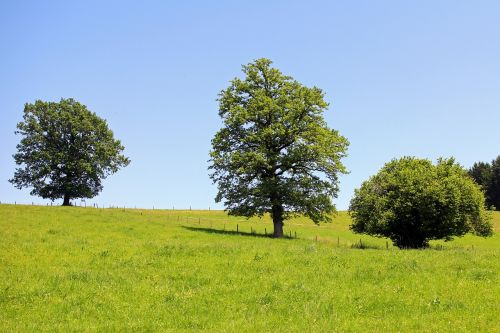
[10,98,130,205]
[209,58,349,237]
[469,156,500,210]
[349,157,492,248]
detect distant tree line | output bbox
[468,156,500,210]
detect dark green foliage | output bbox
[10,98,130,205]
[349,157,493,249]
[469,156,500,210]
[209,59,349,237]
[469,162,492,190]
[489,157,500,210]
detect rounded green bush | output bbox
[349,157,493,249]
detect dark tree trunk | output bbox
[271,204,284,238]
[62,194,71,206]
[273,220,284,238]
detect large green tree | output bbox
[469,156,500,210]
[10,98,130,206]
[209,58,349,237]
[349,157,493,248]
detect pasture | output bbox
[1,205,499,332]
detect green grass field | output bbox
[1,205,499,332]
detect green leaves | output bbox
[10,98,130,204]
[210,59,349,230]
[349,157,493,248]
[469,156,500,211]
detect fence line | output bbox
[0,200,218,211]
[0,200,400,249]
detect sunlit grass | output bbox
[1,205,498,332]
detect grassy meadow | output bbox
[1,205,499,332]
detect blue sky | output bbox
[1,0,499,210]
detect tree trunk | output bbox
[273,219,284,238]
[271,204,284,238]
[62,194,71,206]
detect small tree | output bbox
[209,58,349,237]
[349,157,492,249]
[10,98,130,206]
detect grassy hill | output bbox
[1,205,499,332]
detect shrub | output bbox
[349,157,493,249]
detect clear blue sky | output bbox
[1,1,499,210]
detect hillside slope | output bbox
[1,205,499,332]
